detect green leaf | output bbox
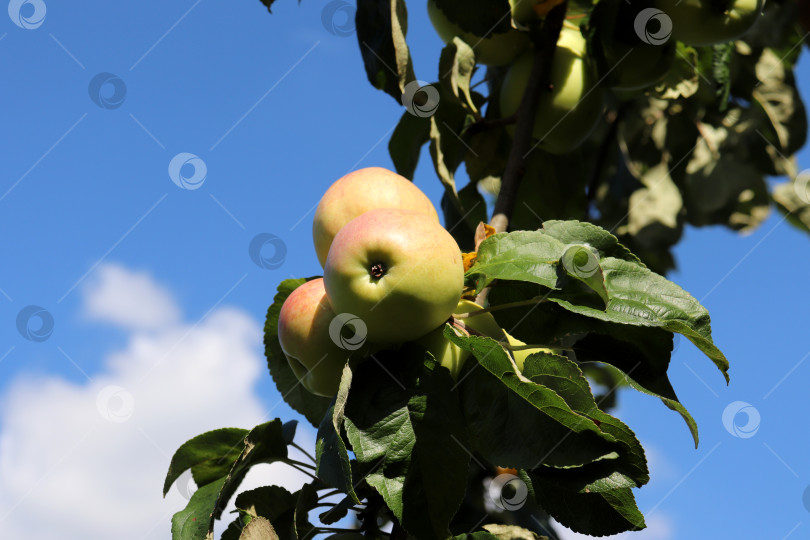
[210,420,292,529]
[465,231,565,292]
[318,494,355,525]
[343,347,470,539]
[264,278,333,428]
[559,244,608,307]
[447,329,628,470]
[315,364,359,503]
[652,43,700,100]
[389,112,430,180]
[527,473,645,536]
[439,38,478,114]
[294,483,319,540]
[239,517,280,540]
[171,477,227,540]
[232,486,298,540]
[487,283,700,446]
[521,353,648,485]
[428,86,480,205]
[751,47,808,158]
[773,174,810,235]
[355,0,415,102]
[163,428,249,496]
[481,523,549,539]
[540,220,641,264]
[549,257,730,383]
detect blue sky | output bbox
[1,1,809,539]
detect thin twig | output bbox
[490,2,568,233]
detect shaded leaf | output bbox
[389,112,430,180]
[355,0,415,102]
[240,517,280,540]
[315,364,359,503]
[527,473,645,536]
[164,428,249,496]
[447,329,630,470]
[343,347,469,539]
[171,477,227,540]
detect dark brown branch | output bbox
[585,105,625,216]
[490,3,568,233]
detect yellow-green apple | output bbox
[313,167,438,267]
[277,278,369,397]
[323,208,464,344]
[415,299,507,378]
[654,0,764,46]
[504,330,556,371]
[500,26,604,154]
[428,0,530,66]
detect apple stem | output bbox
[490,1,568,234]
[454,297,547,318]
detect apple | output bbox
[427,0,530,67]
[415,299,508,379]
[591,1,676,91]
[499,26,605,154]
[277,278,371,397]
[313,167,439,267]
[654,0,764,46]
[323,208,464,344]
[510,0,566,29]
[503,330,556,371]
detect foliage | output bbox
[163,0,809,538]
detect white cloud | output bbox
[83,264,181,330]
[0,264,312,540]
[553,514,674,540]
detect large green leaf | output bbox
[447,329,635,472]
[521,352,648,485]
[343,347,470,539]
[548,257,729,383]
[264,278,333,427]
[526,473,645,536]
[163,428,249,496]
[488,282,700,446]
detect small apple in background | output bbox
[654,0,764,46]
[499,26,604,154]
[312,167,439,267]
[591,0,676,91]
[324,208,464,344]
[427,0,530,66]
[504,330,556,371]
[416,299,507,379]
[510,0,566,28]
[278,278,369,397]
